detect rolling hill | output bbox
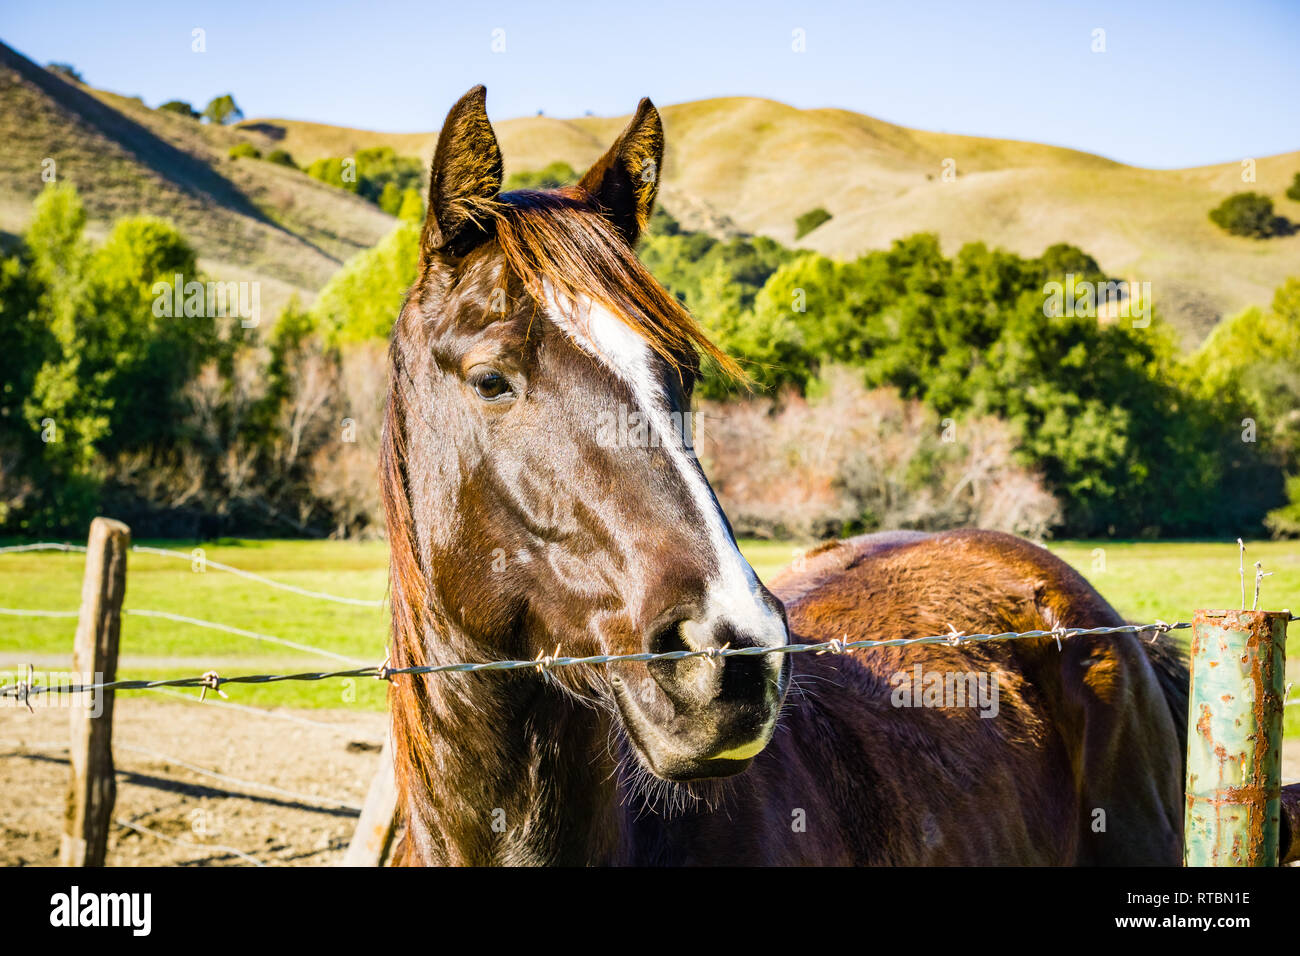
[2,36,1296,342]
[0,39,394,312]
[246,98,1300,344]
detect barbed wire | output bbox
[0,621,1189,701]
[0,542,384,608]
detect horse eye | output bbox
[471,369,513,401]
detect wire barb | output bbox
[197,671,228,702]
[533,643,562,680]
[1238,538,1246,611]
[15,663,35,713]
[1049,623,1069,652]
[701,642,730,668]
[1252,561,1272,611]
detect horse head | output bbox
[382,86,789,786]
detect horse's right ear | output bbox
[421,85,504,259]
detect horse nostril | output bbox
[648,618,691,656]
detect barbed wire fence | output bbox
[1,537,1296,866]
[1,539,387,864]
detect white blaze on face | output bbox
[543,284,787,655]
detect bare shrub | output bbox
[305,341,388,537]
[696,367,1060,540]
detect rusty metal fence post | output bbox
[1184,609,1289,866]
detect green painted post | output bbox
[1184,609,1289,866]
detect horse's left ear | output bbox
[422,85,504,259]
[578,98,663,247]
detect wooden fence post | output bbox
[341,735,399,866]
[60,517,130,867]
[1183,609,1289,866]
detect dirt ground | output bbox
[3,695,1298,867]
[1,696,386,866]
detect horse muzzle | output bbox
[611,610,791,781]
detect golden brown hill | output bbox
[250,96,1300,342]
[0,39,394,311]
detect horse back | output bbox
[758,529,1185,865]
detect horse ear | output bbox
[578,98,664,247]
[422,85,504,258]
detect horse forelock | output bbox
[489,189,739,382]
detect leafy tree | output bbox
[378,181,403,216]
[1208,192,1283,238]
[157,100,199,119]
[1287,172,1300,202]
[504,161,579,191]
[1194,278,1300,535]
[46,63,83,83]
[1265,475,1300,537]
[265,148,296,167]
[228,142,261,160]
[794,207,832,239]
[202,94,244,126]
[305,147,437,211]
[396,187,424,222]
[311,223,421,341]
[1,185,236,532]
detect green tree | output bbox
[312,223,421,341]
[2,184,237,532]
[306,157,359,193]
[1287,172,1300,202]
[794,207,832,239]
[504,161,579,191]
[46,62,83,83]
[396,187,424,222]
[377,181,403,216]
[1208,192,1283,238]
[202,94,244,126]
[157,100,199,119]
[228,142,261,160]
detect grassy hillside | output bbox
[253,96,1300,343]
[0,40,395,312]
[3,32,1296,341]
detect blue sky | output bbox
[2,0,1297,168]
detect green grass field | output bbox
[2,538,1297,732]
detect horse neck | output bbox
[400,621,632,865]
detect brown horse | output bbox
[379,86,1188,865]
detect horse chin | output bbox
[610,674,779,782]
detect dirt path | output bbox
[4,694,1297,866]
[1,696,386,866]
